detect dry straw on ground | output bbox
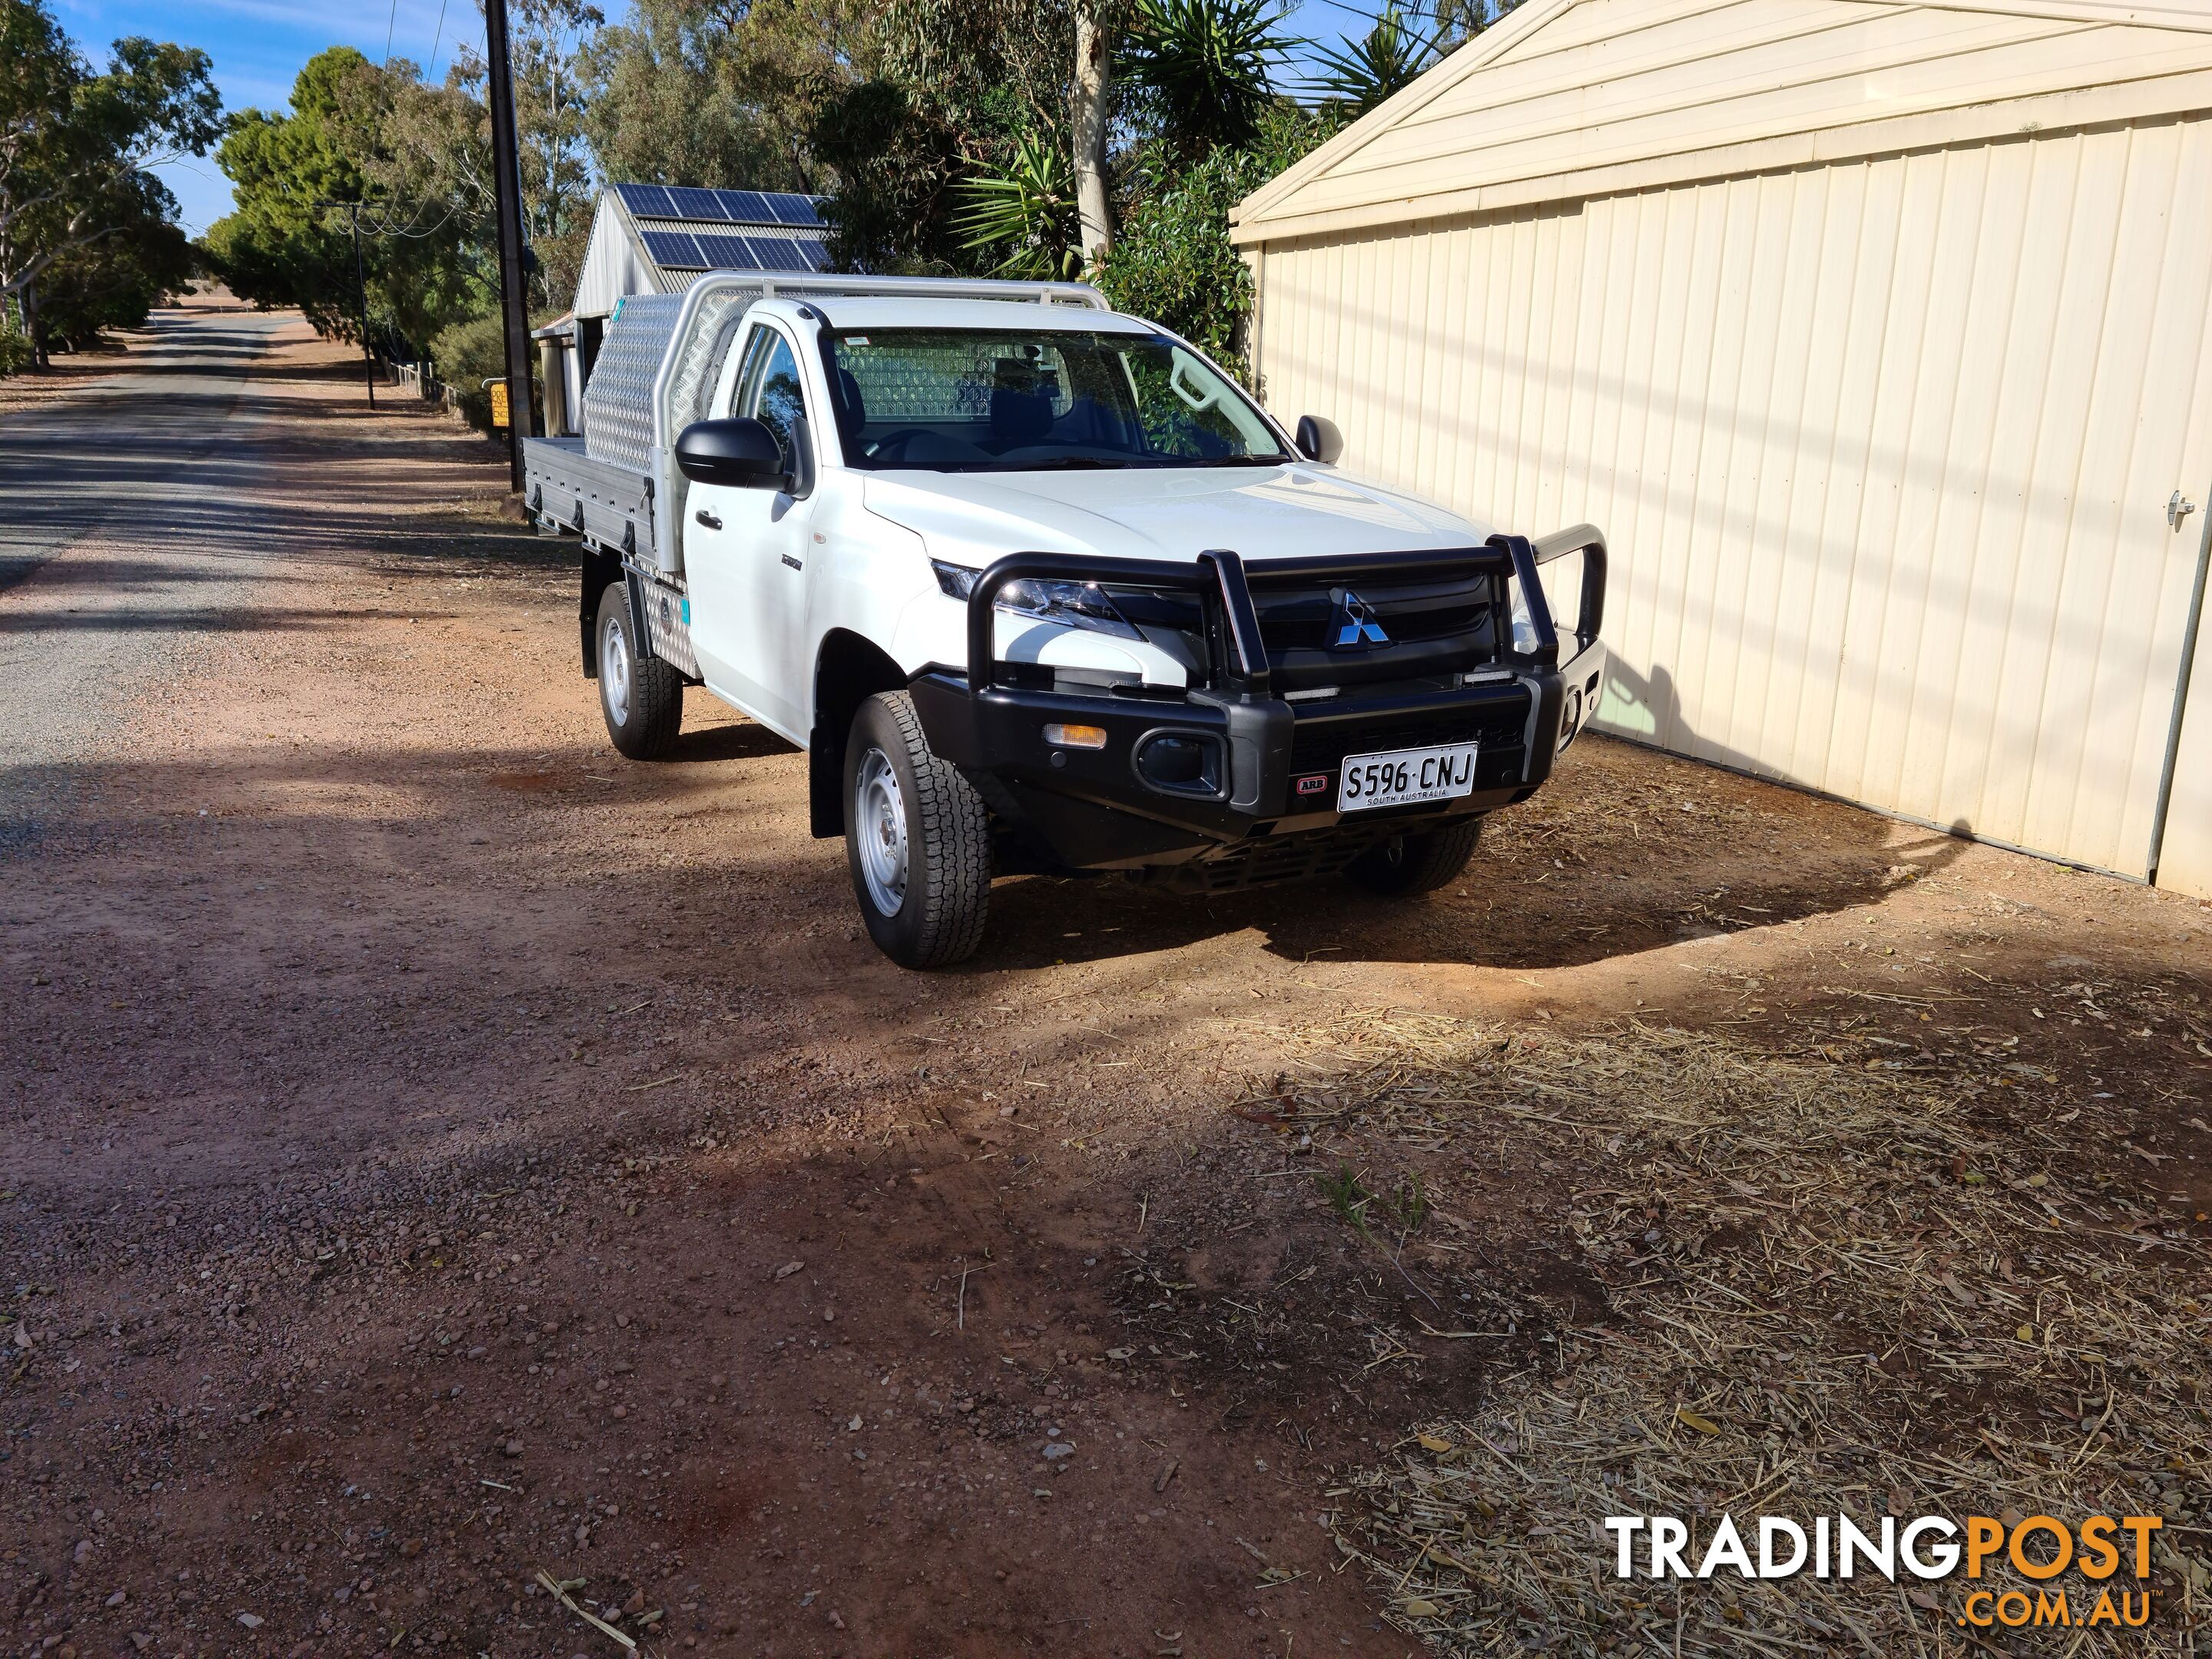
[1267,1012,2207,1655]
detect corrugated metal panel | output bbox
[575,193,658,320]
[1237,0,2212,237]
[1250,113,2212,878]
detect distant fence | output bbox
[387,358,454,406]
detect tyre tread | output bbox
[1348,816,1483,896]
[856,691,990,967]
[598,584,684,760]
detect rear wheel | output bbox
[1346,816,1482,896]
[596,581,684,760]
[845,690,992,969]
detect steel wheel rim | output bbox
[855,747,909,916]
[601,613,632,726]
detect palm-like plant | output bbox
[951,131,1083,280]
[1119,0,1293,157]
[1306,2,1439,114]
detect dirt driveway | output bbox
[3,313,2208,1659]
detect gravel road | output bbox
[3,305,2206,1659]
[0,308,296,863]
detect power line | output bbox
[428,0,451,77]
[382,0,399,65]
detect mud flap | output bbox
[809,724,842,839]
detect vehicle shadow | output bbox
[969,736,1974,973]
[666,720,802,763]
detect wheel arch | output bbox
[810,628,912,839]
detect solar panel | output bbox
[692,233,759,271]
[737,237,806,273]
[793,239,831,271]
[667,186,729,222]
[769,194,823,227]
[640,229,704,269]
[614,182,677,219]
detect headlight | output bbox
[932,560,1142,641]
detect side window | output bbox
[744,332,812,478]
[727,327,773,417]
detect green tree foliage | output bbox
[950,131,1078,279]
[1117,0,1290,158]
[1306,0,1523,113]
[1094,146,1256,357]
[1305,1,1435,113]
[454,0,603,305]
[32,172,197,346]
[204,48,387,339]
[0,1,220,360]
[811,0,1071,273]
[1094,101,1334,375]
[585,0,873,194]
[208,6,600,359]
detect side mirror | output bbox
[675,416,786,488]
[1293,414,1341,464]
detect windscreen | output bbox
[823,328,1292,471]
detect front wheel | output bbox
[1346,816,1482,896]
[845,690,992,969]
[596,581,684,760]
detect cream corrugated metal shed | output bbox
[1233,0,2212,896]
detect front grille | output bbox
[1289,704,1528,773]
[1250,575,1495,655]
[1099,567,1503,694]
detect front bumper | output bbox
[909,531,1608,873]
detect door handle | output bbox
[694,508,722,531]
[2171,490,2198,531]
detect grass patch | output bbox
[1261,1012,2210,1654]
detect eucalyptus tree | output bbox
[0,1,220,355]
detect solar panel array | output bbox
[612,182,823,229]
[637,230,830,274]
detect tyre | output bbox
[1346,816,1483,896]
[845,690,991,969]
[595,581,684,760]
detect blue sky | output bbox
[53,0,1376,239]
[58,0,465,234]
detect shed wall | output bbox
[1250,113,2212,880]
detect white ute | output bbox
[522,274,1608,969]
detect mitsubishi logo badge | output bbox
[1330,589,1389,648]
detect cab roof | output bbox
[776,295,1160,336]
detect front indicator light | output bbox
[1044,724,1108,750]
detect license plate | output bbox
[1337,742,1479,812]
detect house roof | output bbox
[1233,0,2212,245]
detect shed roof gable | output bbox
[1234,0,2212,241]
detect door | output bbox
[683,321,820,739]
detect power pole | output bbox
[346,204,375,407]
[314,201,378,406]
[484,0,535,491]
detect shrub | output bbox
[0,319,35,378]
[429,311,509,429]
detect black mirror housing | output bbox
[1293,415,1341,464]
[675,417,786,488]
